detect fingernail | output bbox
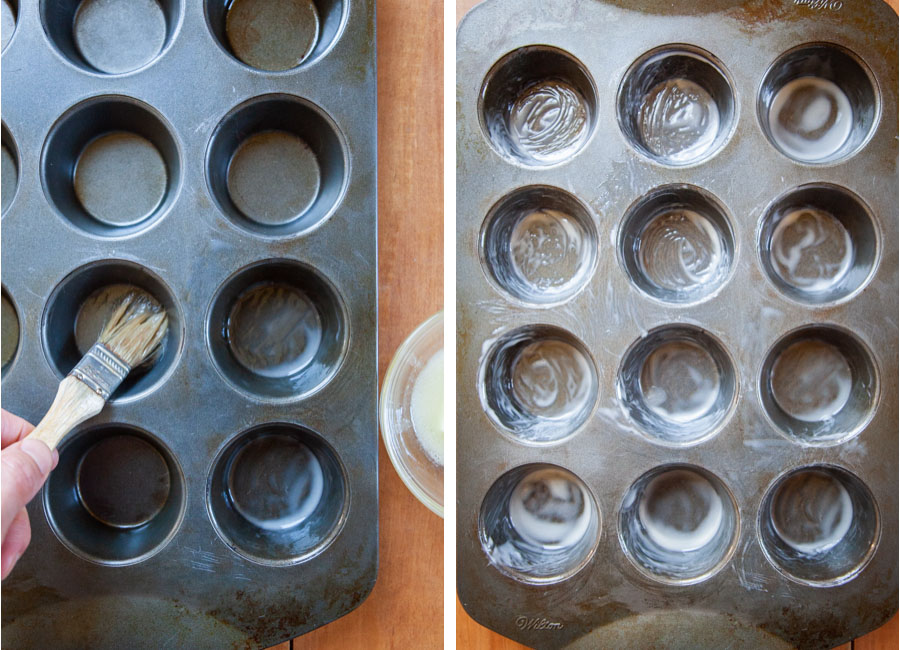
[51,450,60,470]
[20,439,53,475]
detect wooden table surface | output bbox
[266,0,445,647]
[455,0,898,648]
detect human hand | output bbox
[1,409,58,579]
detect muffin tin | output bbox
[1,0,376,647]
[456,0,896,647]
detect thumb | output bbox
[1,440,55,541]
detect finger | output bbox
[1,410,35,449]
[0,509,30,580]
[1,440,53,540]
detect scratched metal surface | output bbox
[456,0,897,648]
[0,1,377,647]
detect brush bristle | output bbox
[98,293,169,368]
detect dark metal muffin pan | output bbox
[456,0,897,647]
[1,0,376,646]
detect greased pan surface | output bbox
[456,1,897,647]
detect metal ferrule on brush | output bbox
[69,343,131,400]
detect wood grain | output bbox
[457,0,482,25]
[855,614,900,650]
[269,0,445,647]
[457,599,526,650]
[455,1,898,648]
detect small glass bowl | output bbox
[380,311,443,517]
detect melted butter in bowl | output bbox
[380,312,444,516]
[411,348,444,466]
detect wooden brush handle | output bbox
[27,376,107,450]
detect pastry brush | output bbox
[26,293,169,450]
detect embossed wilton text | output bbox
[516,616,564,631]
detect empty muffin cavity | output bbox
[480,186,598,305]
[43,424,185,565]
[760,325,877,446]
[759,43,878,164]
[206,0,346,71]
[481,325,598,444]
[207,259,347,400]
[42,0,181,74]
[759,184,878,305]
[206,95,347,237]
[619,465,738,584]
[618,325,737,446]
[619,185,734,304]
[480,46,598,167]
[618,45,736,166]
[479,464,601,583]
[759,465,878,586]
[41,96,180,237]
[207,423,347,565]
